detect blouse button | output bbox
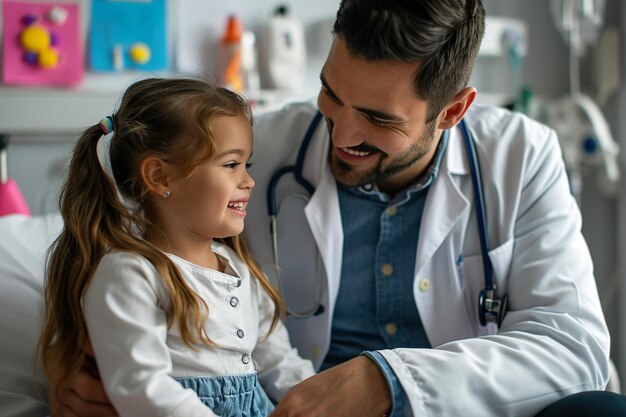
[236,329,245,339]
[234,279,242,287]
[241,354,250,364]
[230,296,239,307]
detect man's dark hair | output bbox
[333,0,485,121]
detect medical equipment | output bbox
[267,112,509,327]
[546,0,620,199]
[550,0,605,96]
[545,92,620,197]
[475,17,529,112]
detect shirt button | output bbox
[419,278,431,292]
[241,354,250,364]
[230,296,239,307]
[386,207,397,216]
[312,345,321,360]
[236,329,245,339]
[234,279,241,287]
[381,264,394,276]
[385,323,398,335]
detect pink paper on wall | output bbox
[2,1,83,87]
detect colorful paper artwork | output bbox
[2,1,83,87]
[89,0,168,72]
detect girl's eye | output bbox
[225,161,241,169]
[245,162,253,169]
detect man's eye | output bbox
[323,88,341,103]
[368,116,390,127]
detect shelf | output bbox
[0,72,316,137]
[0,73,152,136]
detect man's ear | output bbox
[436,87,477,130]
[140,156,172,196]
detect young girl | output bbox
[37,77,315,416]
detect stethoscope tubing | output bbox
[459,119,495,292]
[266,111,323,218]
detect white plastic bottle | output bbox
[258,5,306,91]
[241,30,261,95]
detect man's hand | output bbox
[50,342,117,417]
[270,355,392,417]
[51,371,117,417]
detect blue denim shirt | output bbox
[320,131,449,416]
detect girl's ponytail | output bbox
[38,121,129,398]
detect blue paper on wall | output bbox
[90,0,167,71]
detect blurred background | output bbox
[0,0,624,393]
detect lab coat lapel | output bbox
[302,121,343,316]
[415,126,470,273]
[304,168,342,307]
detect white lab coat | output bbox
[245,101,610,416]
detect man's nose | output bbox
[329,108,367,149]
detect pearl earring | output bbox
[162,190,171,198]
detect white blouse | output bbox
[83,241,315,417]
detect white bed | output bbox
[0,213,62,417]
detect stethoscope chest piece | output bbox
[478,289,509,328]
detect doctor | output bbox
[55,0,625,416]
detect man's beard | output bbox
[326,118,437,188]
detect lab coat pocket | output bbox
[458,238,514,333]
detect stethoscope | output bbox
[267,111,508,327]
[267,111,324,319]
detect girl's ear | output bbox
[140,156,172,196]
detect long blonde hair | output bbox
[37,77,285,400]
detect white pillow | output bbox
[0,213,62,417]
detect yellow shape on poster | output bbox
[38,48,60,69]
[21,25,50,52]
[129,42,151,64]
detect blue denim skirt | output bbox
[175,373,274,417]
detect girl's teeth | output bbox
[342,147,371,157]
[228,202,244,210]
